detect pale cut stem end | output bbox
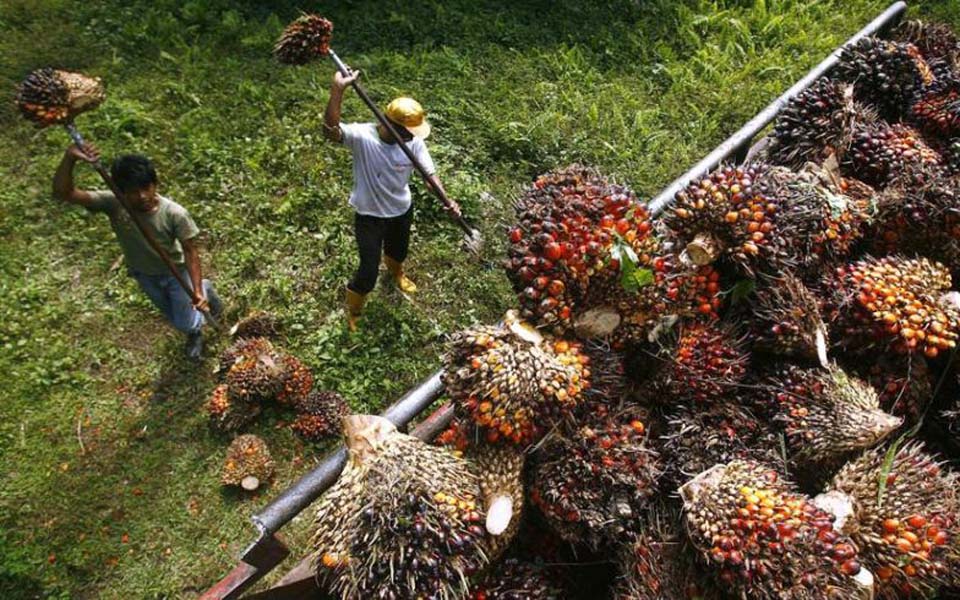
[241,476,260,491]
[485,495,514,536]
[686,233,721,266]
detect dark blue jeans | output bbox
[131,268,215,335]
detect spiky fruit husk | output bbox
[15,68,105,127]
[769,80,875,168]
[529,406,660,548]
[577,341,628,406]
[835,37,928,120]
[757,165,873,276]
[312,416,487,600]
[755,364,902,477]
[443,319,588,446]
[505,165,659,337]
[824,255,960,358]
[825,442,960,598]
[660,402,781,488]
[221,434,274,488]
[680,460,865,599]
[654,322,748,405]
[206,383,260,433]
[218,337,276,376]
[843,352,933,426]
[846,122,943,185]
[894,20,960,66]
[469,558,566,599]
[663,163,782,272]
[273,14,333,65]
[229,310,280,340]
[291,390,350,442]
[749,272,829,363]
[870,166,960,276]
[275,354,313,406]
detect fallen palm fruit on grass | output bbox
[221,434,275,491]
[291,390,350,442]
[206,383,260,433]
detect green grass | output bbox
[1,0,958,597]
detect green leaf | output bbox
[724,279,755,304]
[621,262,654,293]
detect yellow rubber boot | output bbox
[345,288,367,332]
[383,255,417,294]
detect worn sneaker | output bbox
[185,331,204,360]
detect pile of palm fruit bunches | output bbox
[305,22,960,599]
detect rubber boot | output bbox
[345,288,367,332]
[383,255,417,294]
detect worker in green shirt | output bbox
[52,143,222,359]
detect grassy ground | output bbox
[1,0,959,597]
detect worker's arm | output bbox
[52,143,102,208]
[323,69,361,143]
[181,237,209,311]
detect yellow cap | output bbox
[384,97,431,139]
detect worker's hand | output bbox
[333,69,360,91]
[192,292,211,313]
[66,142,100,164]
[444,200,463,219]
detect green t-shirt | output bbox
[86,191,200,276]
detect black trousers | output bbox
[348,206,414,294]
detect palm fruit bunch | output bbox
[468,445,525,562]
[754,364,902,478]
[229,310,280,340]
[273,14,333,65]
[651,253,725,322]
[312,415,488,600]
[824,255,960,358]
[822,442,960,598]
[663,163,782,272]
[442,316,588,446]
[225,349,287,402]
[680,460,869,599]
[505,165,658,337]
[843,353,933,427]
[769,80,870,168]
[469,558,566,600]
[275,354,314,406]
[529,406,661,547]
[217,336,276,376]
[748,273,829,364]
[659,402,781,488]
[652,322,748,405]
[911,87,960,137]
[205,383,261,433]
[15,68,105,127]
[221,434,275,491]
[757,165,873,276]
[291,390,350,442]
[834,37,929,120]
[894,20,960,66]
[846,122,943,185]
[869,166,960,274]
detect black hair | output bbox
[111,154,157,193]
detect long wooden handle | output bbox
[64,123,219,328]
[328,50,476,237]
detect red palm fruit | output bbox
[654,322,749,405]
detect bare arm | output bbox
[323,69,360,143]
[181,237,209,311]
[52,143,101,208]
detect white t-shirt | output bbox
[341,122,436,218]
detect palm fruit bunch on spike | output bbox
[205,383,261,433]
[468,445,525,563]
[680,460,869,599]
[442,317,588,446]
[217,336,276,376]
[834,37,929,120]
[291,390,350,442]
[843,353,932,426]
[273,14,333,65]
[229,310,280,340]
[15,68,105,127]
[663,163,782,272]
[654,322,749,405]
[221,434,275,491]
[755,364,902,479]
[894,20,960,66]
[659,402,781,488]
[846,122,943,185]
[529,406,661,548]
[748,273,829,364]
[757,165,873,276]
[869,166,960,274]
[768,79,872,168]
[469,558,566,600]
[504,165,658,337]
[275,354,314,406]
[821,442,960,598]
[824,256,960,358]
[312,415,488,600]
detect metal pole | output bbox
[647,1,907,215]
